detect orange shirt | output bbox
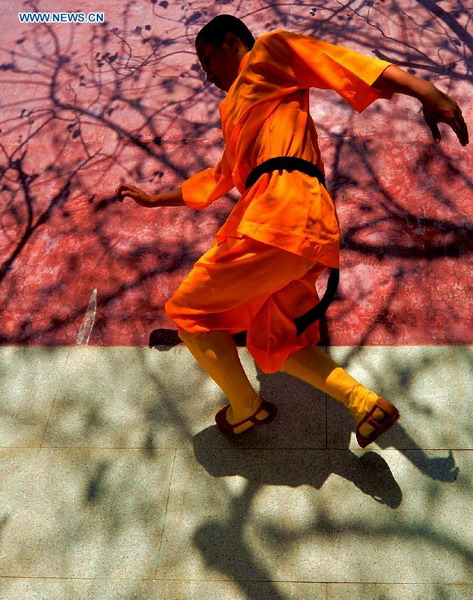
[181,29,394,268]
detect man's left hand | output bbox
[421,88,469,146]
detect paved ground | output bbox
[0,345,471,599]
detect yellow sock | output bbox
[281,345,379,424]
[179,330,268,433]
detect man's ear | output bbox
[224,31,239,53]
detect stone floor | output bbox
[0,345,471,599]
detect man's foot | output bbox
[215,399,277,435]
[356,397,400,448]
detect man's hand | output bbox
[421,87,469,146]
[373,65,469,147]
[115,183,157,207]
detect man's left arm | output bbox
[372,65,469,146]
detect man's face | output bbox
[196,33,244,92]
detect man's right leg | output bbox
[281,345,399,446]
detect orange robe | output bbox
[165,30,394,372]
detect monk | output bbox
[116,15,468,444]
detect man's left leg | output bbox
[165,236,318,434]
[179,330,270,434]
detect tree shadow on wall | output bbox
[0,0,471,349]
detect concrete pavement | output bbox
[0,345,471,599]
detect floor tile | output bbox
[0,578,327,600]
[154,580,327,599]
[0,448,175,578]
[0,448,40,519]
[327,583,473,599]
[42,347,326,449]
[156,447,472,583]
[0,348,70,447]
[0,579,155,600]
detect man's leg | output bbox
[281,345,399,443]
[179,330,269,434]
[165,237,318,434]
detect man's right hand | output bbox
[115,183,159,207]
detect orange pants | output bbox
[164,236,327,373]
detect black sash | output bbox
[245,156,337,337]
[245,156,326,190]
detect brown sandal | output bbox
[215,400,277,435]
[356,397,400,448]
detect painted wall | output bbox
[1,0,471,346]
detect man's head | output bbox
[195,15,255,92]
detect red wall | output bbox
[1,1,471,346]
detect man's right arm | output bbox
[153,187,185,206]
[116,146,234,209]
[116,183,185,207]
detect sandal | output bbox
[356,397,400,448]
[215,400,277,435]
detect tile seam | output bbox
[153,447,177,579]
[1,446,470,451]
[0,576,470,584]
[38,347,73,449]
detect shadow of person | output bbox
[255,363,459,483]
[150,331,458,483]
[377,430,459,482]
[193,429,402,508]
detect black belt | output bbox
[245,156,337,337]
[245,156,326,190]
